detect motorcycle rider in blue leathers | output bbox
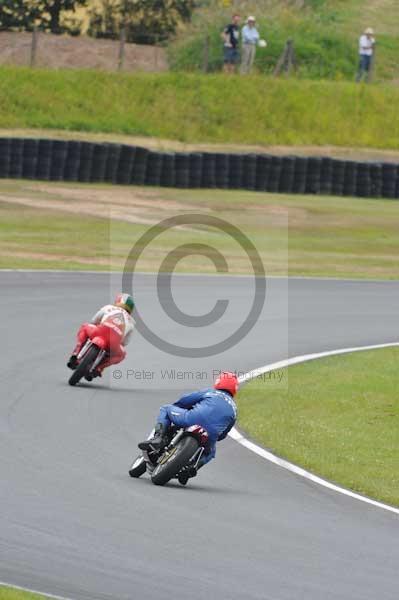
[139,371,239,485]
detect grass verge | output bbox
[1,179,399,278]
[0,586,47,600]
[1,68,399,148]
[237,347,399,507]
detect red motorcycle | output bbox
[129,424,209,486]
[68,324,115,386]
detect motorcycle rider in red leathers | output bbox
[67,293,135,379]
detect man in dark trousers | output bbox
[356,27,376,82]
[221,14,241,74]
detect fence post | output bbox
[118,26,126,72]
[274,39,296,76]
[286,39,295,75]
[154,34,159,70]
[203,34,210,73]
[30,26,38,68]
[368,45,376,83]
[274,40,288,76]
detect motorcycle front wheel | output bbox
[68,345,100,386]
[151,435,199,486]
[129,454,147,478]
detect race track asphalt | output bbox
[1,271,398,600]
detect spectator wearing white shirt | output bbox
[356,28,375,82]
[240,16,260,74]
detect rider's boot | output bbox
[138,423,167,451]
[90,368,102,380]
[67,355,78,370]
[67,334,87,370]
[177,466,198,486]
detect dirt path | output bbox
[0,182,195,226]
[1,128,399,163]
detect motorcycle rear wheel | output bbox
[68,345,100,386]
[151,435,199,486]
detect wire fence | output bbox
[0,28,168,72]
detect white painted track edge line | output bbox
[0,581,73,600]
[232,341,399,516]
[1,269,398,283]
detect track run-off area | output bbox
[1,271,399,600]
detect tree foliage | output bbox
[88,0,195,44]
[0,0,87,34]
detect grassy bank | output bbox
[0,586,46,600]
[1,68,399,148]
[1,180,399,278]
[170,0,399,82]
[237,347,399,507]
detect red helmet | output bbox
[214,371,239,396]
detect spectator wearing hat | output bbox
[240,16,260,74]
[221,14,241,74]
[356,28,376,82]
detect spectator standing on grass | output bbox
[356,28,376,82]
[240,16,260,74]
[221,14,241,74]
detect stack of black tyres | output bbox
[50,140,68,181]
[343,161,357,197]
[228,154,243,189]
[201,153,216,188]
[9,138,24,179]
[131,147,148,185]
[160,153,175,187]
[3,137,399,201]
[381,163,397,199]
[91,144,109,183]
[242,154,257,191]
[22,139,38,179]
[215,153,229,189]
[104,144,121,184]
[356,162,371,197]
[293,157,307,194]
[36,139,53,180]
[64,141,81,182]
[331,160,346,196]
[280,156,296,194]
[370,163,382,198]
[174,152,190,188]
[116,145,135,185]
[267,156,282,193]
[320,157,333,195]
[78,142,93,183]
[145,151,163,186]
[189,153,203,188]
[305,157,322,194]
[255,154,271,192]
[0,138,11,178]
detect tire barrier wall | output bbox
[1,137,399,199]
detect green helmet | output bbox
[114,293,135,314]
